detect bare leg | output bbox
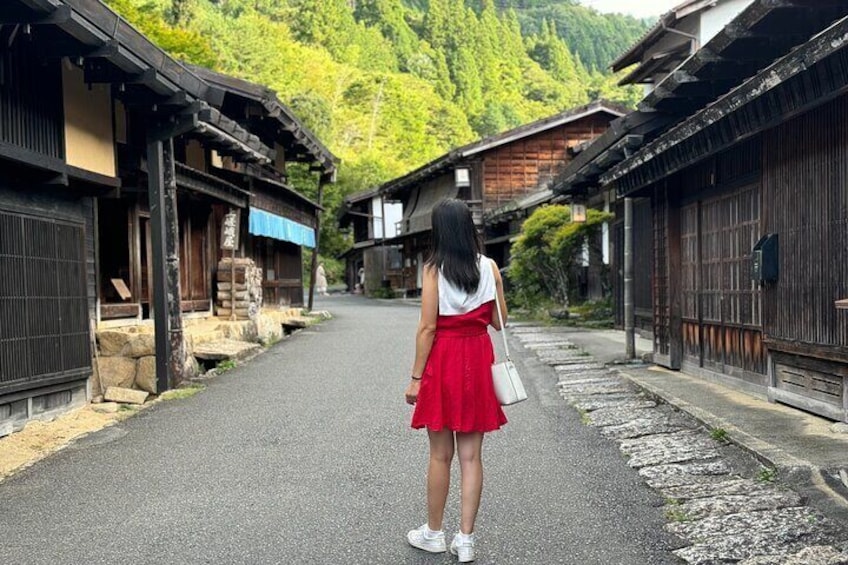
[427,429,455,531]
[456,432,484,535]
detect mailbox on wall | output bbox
[752,233,779,283]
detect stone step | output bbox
[192,339,261,362]
[281,316,313,332]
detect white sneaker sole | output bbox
[450,546,476,562]
[407,534,446,553]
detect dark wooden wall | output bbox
[652,138,765,382]
[761,95,848,418]
[250,183,317,229]
[482,113,613,211]
[762,96,848,353]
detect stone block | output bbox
[125,333,155,358]
[216,322,257,342]
[638,461,732,489]
[193,339,261,362]
[91,402,120,414]
[740,546,848,565]
[619,430,719,468]
[135,356,157,394]
[97,356,137,389]
[676,491,803,521]
[666,506,835,542]
[599,414,694,440]
[662,478,773,501]
[104,386,148,405]
[570,397,656,412]
[309,310,332,320]
[98,330,132,356]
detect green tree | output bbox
[509,205,612,308]
[355,0,419,70]
[105,0,217,68]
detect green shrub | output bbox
[508,205,612,310]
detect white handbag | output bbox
[492,294,527,405]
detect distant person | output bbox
[358,266,365,293]
[404,198,508,563]
[315,262,328,296]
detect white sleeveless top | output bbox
[438,255,497,316]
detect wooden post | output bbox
[230,248,236,321]
[146,135,171,394]
[163,139,185,388]
[146,107,199,393]
[307,175,326,311]
[624,197,635,360]
[667,184,683,370]
[380,194,388,285]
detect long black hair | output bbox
[426,198,482,294]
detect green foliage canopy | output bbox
[509,205,613,308]
[105,0,646,266]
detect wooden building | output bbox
[0,0,335,435]
[555,0,848,422]
[352,101,626,294]
[184,66,335,308]
[338,189,403,293]
[554,0,848,335]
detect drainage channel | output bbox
[511,325,848,565]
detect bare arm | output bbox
[489,261,508,331]
[405,265,439,404]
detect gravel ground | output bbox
[0,296,681,564]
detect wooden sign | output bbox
[110,278,132,301]
[221,210,240,251]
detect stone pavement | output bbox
[510,323,848,565]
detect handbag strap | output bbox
[492,264,511,361]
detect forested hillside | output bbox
[105,0,649,261]
[495,1,653,71]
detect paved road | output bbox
[1,296,681,564]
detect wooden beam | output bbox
[0,5,71,25]
[607,15,848,191]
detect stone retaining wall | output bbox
[94,307,305,395]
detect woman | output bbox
[404,198,508,563]
[315,262,328,296]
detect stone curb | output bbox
[616,368,848,526]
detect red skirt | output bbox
[411,302,508,433]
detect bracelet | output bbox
[410,375,422,381]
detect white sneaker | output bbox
[450,532,476,562]
[407,524,447,553]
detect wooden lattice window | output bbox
[680,186,761,328]
[720,184,761,327]
[0,211,90,392]
[680,203,699,320]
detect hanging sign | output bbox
[221,210,240,250]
